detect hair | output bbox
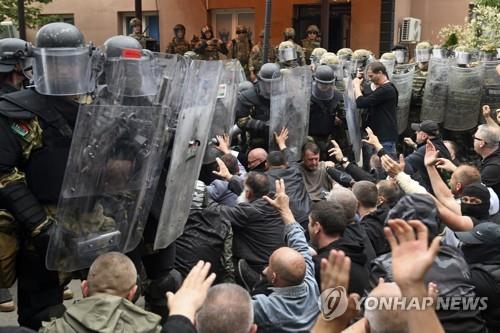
[364,283,408,333]
[86,252,137,298]
[301,141,320,155]
[245,171,270,198]
[310,201,348,236]
[367,61,389,78]
[377,180,402,206]
[267,150,287,167]
[476,124,500,146]
[326,184,358,220]
[454,164,481,186]
[196,283,254,333]
[221,153,239,175]
[352,180,378,208]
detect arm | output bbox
[385,219,444,333]
[355,83,393,109]
[213,157,244,196]
[482,105,500,130]
[221,227,235,283]
[434,198,474,231]
[424,141,461,214]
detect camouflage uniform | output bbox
[128,32,147,49]
[275,42,306,66]
[249,43,276,79]
[410,68,428,125]
[166,38,191,55]
[228,36,251,79]
[302,39,321,65]
[192,25,228,61]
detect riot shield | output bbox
[444,64,484,131]
[392,64,416,134]
[46,105,167,272]
[420,58,450,123]
[343,76,362,163]
[268,66,312,160]
[480,60,500,114]
[380,58,395,80]
[154,60,223,250]
[207,60,244,149]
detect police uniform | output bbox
[410,68,427,125]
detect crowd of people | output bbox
[0,17,500,333]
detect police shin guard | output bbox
[144,269,182,323]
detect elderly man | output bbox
[252,179,320,332]
[473,124,500,196]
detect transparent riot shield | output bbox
[380,58,395,80]
[206,60,244,153]
[154,60,223,250]
[46,105,167,272]
[420,58,450,123]
[392,64,416,134]
[444,64,484,131]
[480,60,500,114]
[343,76,362,163]
[268,66,312,160]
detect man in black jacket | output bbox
[218,172,285,274]
[405,120,451,192]
[473,124,500,197]
[456,222,500,332]
[308,201,369,295]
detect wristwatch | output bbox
[340,157,349,167]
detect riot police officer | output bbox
[309,65,345,160]
[301,25,321,65]
[277,40,300,69]
[166,24,191,55]
[277,27,306,66]
[0,22,95,328]
[410,41,432,125]
[0,38,30,95]
[235,62,281,150]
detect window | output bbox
[41,14,75,25]
[122,12,160,42]
[210,8,255,41]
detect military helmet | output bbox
[381,52,396,60]
[337,48,353,60]
[201,25,213,35]
[283,27,296,40]
[278,40,297,62]
[184,50,200,60]
[415,41,432,63]
[103,35,142,59]
[258,62,281,81]
[311,48,327,58]
[0,38,28,73]
[130,18,142,28]
[320,52,339,65]
[416,41,432,50]
[306,25,320,34]
[173,24,186,32]
[35,22,85,48]
[314,65,335,84]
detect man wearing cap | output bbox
[456,222,500,332]
[405,120,451,192]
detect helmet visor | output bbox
[312,80,334,100]
[105,55,157,97]
[279,47,297,62]
[415,48,431,63]
[33,47,93,96]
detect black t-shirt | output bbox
[356,82,398,142]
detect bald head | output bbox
[266,247,306,287]
[450,164,481,195]
[197,283,255,333]
[247,148,268,170]
[85,252,137,298]
[327,184,358,220]
[365,282,408,333]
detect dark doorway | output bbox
[293,4,351,52]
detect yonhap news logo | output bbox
[318,286,348,320]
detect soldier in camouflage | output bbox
[192,25,228,61]
[249,30,276,82]
[277,40,300,69]
[228,25,252,79]
[410,41,432,125]
[128,18,148,48]
[276,27,306,66]
[301,25,321,65]
[166,24,191,55]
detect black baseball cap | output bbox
[455,222,500,245]
[411,120,439,136]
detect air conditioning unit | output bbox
[401,17,421,43]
